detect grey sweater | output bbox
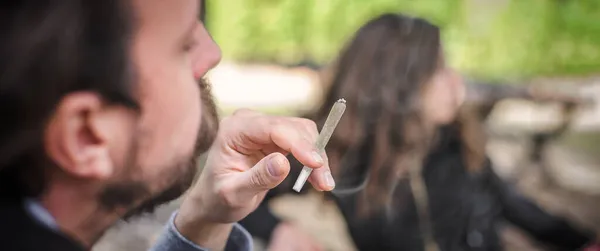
[150,211,253,251]
[24,199,253,251]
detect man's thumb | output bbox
[244,152,290,191]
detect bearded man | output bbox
[0,1,335,250]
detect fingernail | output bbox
[324,171,335,189]
[312,151,324,164]
[267,156,284,177]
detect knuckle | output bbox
[291,118,318,142]
[269,119,287,135]
[301,119,319,135]
[300,118,317,129]
[221,109,262,129]
[255,114,280,131]
[268,116,283,126]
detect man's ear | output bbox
[45,92,137,180]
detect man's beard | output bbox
[99,78,219,219]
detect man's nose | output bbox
[193,23,222,80]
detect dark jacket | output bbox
[0,197,255,251]
[0,198,87,251]
[240,127,594,251]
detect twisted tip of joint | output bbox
[336,98,346,104]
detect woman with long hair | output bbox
[240,13,595,251]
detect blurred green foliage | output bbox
[207,0,600,78]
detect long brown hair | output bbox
[312,14,486,217]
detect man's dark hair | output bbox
[0,0,138,201]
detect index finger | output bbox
[224,113,325,169]
[269,120,325,169]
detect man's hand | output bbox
[175,110,335,249]
[267,223,324,251]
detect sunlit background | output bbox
[95,1,600,250]
[208,0,600,114]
